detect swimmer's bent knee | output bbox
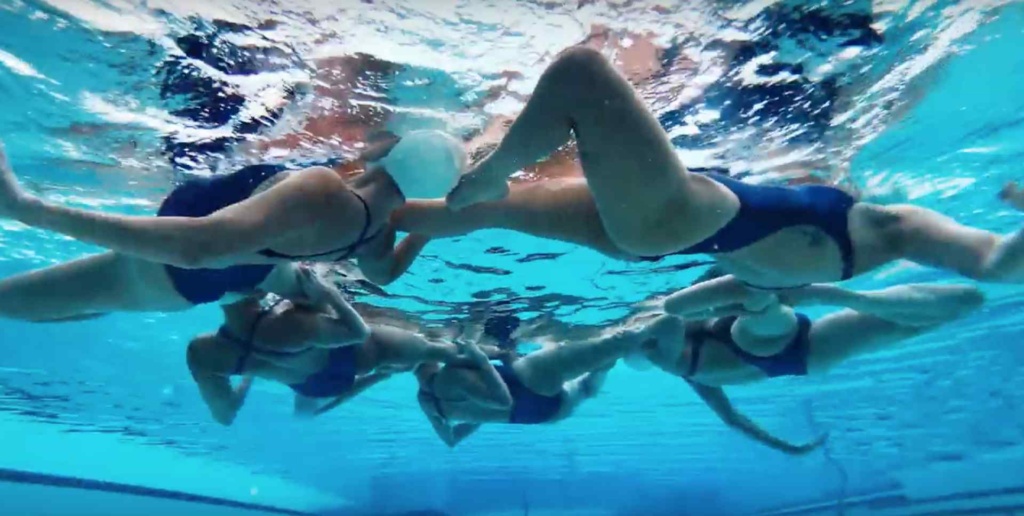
[548,46,615,82]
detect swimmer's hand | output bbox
[295,266,337,310]
[0,142,30,218]
[216,376,255,426]
[456,338,490,364]
[740,289,778,312]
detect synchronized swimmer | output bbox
[0,129,464,328]
[444,47,1024,289]
[0,37,1003,455]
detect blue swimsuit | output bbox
[495,364,563,424]
[158,162,381,304]
[221,302,360,398]
[685,314,812,378]
[642,173,856,280]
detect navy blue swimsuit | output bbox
[642,173,856,280]
[495,364,563,424]
[221,301,360,398]
[157,162,381,304]
[685,314,812,378]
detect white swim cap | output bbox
[377,130,467,200]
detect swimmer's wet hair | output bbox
[484,312,521,349]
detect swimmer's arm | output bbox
[357,226,432,286]
[417,396,480,448]
[308,372,393,418]
[14,165,339,268]
[779,284,862,307]
[192,373,254,427]
[687,381,826,456]
[450,423,481,447]
[463,342,514,410]
[439,342,509,368]
[295,267,371,346]
[186,339,253,426]
[663,275,761,318]
[192,372,254,425]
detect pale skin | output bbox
[413,328,633,448]
[0,140,428,322]
[443,46,1024,288]
[629,276,984,450]
[412,320,818,455]
[186,288,490,426]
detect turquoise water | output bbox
[1,1,1024,514]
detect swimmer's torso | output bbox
[640,173,862,287]
[165,166,386,268]
[648,322,785,386]
[713,229,848,287]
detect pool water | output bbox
[1,0,1024,514]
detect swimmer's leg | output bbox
[395,179,627,258]
[514,329,637,396]
[792,282,985,327]
[858,203,1006,280]
[806,289,982,375]
[550,364,613,422]
[447,47,731,256]
[368,326,502,371]
[0,252,188,322]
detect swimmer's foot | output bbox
[1000,181,1024,212]
[445,167,510,211]
[0,141,28,219]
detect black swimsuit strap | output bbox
[259,189,378,261]
[685,317,737,378]
[338,191,374,260]
[686,334,706,378]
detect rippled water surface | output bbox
[1,0,1024,514]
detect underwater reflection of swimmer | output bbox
[186,273,497,425]
[157,18,309,173]
[0,128,461,323]
[626,274,983,448]
[445,47,1024,289]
